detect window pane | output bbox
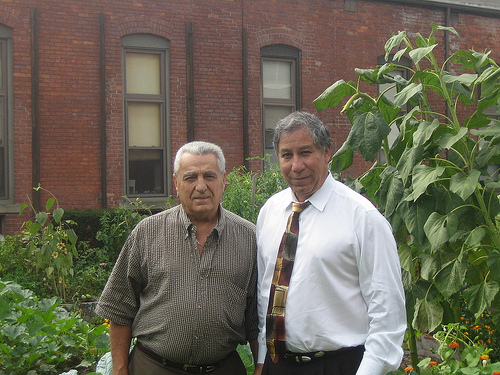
[263,60,292,99]
[128,149,164,194]
[128,102,161,147]
[263,105,294,156]
[264,105,293,132]
[126,52,161,95]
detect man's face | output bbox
[278,127,331,202]
[173,152,226,222]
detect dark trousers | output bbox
[128,345,247,375]
[262,346,364,375]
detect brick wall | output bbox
[0,0,499,234]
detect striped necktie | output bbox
[266,201,310,363]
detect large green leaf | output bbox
[378,94,401,124]
[437,128,468,149]
[398,244,413,273]
[384,31,407,60]
[470,121,500,143]
[409,45,437,65]
[393,83,423,108]
[423,211,458,252]
[313,80,356,112]
[376,167,404,217]
[413,119,440,147]
[330,145,354,174]
[464,227,486,247]
[406,165,445,202]
[419,252,440,280]
[346,109,391,161]
[442,73,477,86]
[477,65,500,96]
[487,251,500,281]
[35,212,48,226]
[433,25,459,36]
[476,142,500,167]
[400,195,434,246]
[463,281,499,317]
[434,258,467,298]
[449,169,480,201]
[466,112,495,129]
[53,207,64,224]
[396,145,424,183]
[412,298,443,332]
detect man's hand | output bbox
[253,363,264,375]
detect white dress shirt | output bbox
[256,174,406,374]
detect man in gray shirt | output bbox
[96,141,259,375]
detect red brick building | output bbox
[0,0,499,234]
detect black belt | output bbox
[283,345,364,364]
[136,341,232,374]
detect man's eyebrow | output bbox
[280,145,313,153]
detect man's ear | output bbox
[173,174,178,194]
[324,146,332,163]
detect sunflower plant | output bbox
[314,24,500,370]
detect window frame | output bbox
[122,34,171,199]
[0,25,13,204]
[261,44,301,162]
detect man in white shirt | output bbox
[254,111,406,375]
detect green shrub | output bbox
[63,209,109,248]
[20,190,78,302]
[0,235,45,295]
[95,198,156,264]
[224,158,287,223]
[0,280,109,374]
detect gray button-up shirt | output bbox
[96,204,258,364]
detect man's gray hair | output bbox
[273,111,332,154]
[174,141,226,175]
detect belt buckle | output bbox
[296,355,312,363]
[183,364,201,374]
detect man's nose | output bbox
[291,155,304,172]
[195,177,207,191]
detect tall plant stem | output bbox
[407,322,421,373]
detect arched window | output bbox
[122,34,170,197]
[261,45,301,161]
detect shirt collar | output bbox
[179,204,225,238]
[288,173,335,212]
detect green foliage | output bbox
[0,279,109,375]
[391,324,500,374]
[20,187,79,302]
[63,209,109,248]
[314,24,500,367]
[461,305,500,361]
[95,197,155,264]
[224,158,287,223]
